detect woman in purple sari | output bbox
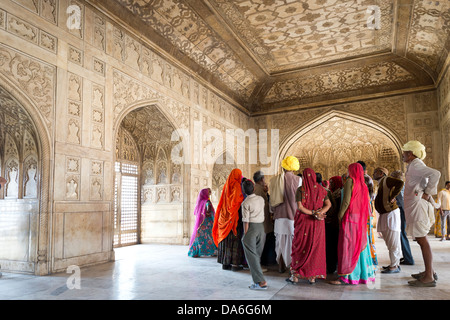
[188,188,218,257]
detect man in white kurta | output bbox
[402,140,441,287]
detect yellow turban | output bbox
[402,140,426,160]
[281,156,300,171]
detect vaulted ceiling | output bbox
[90,0,450,115]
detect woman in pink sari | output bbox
[287,168,331,285]
[188,188,217,257]
[332,163,376,285]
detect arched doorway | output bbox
[114,104,185,246]
[0,84,51,275]
[278,111,404,178]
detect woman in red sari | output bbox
[287,168,331,285]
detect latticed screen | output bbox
[114,162,139,247]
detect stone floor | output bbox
[0,235,449,300]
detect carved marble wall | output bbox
[438,65,450,181]
[0,0,251,272]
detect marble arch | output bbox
[0,75,52,276]
[115,101,189,245]
[113,99,184,144]
[276,110,404,175]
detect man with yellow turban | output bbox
[402,140,441,287]
[269,156,301,273]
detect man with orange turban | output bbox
[269,156,301,273]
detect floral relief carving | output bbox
[113,69,189,129]
[7,14,38,44]
[0,44,55,134]
[265,62,415,104]
[90,177,103,201]
[65,175,79,200]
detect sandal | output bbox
[285,277,299,285]
[249,283,268,290]
[408,279,437,287]
[411,271,438,281]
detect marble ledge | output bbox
[54,201,111,213]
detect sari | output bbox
[337,163,375,284]
[212,169,246,267]
[290,168,328,280]
[188,188,217,257]
[212,169,244,246]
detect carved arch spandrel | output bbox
[277,110,405,175]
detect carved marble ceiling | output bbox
[0,86,38,149]
[91,0,450,114]
[120,105,177,161]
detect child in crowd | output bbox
[241,179,267,290]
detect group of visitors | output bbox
[187,140,443,289]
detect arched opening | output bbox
[0,85,49,275]
[114,104,185,247]
[277,111,404,177]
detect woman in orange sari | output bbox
[212,169,246,271]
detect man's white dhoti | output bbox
[274,218,294,267]
[377,208,401,267]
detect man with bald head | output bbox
[402,140,441,287]
[373,167,404,274]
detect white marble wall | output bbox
[0,0,249,275]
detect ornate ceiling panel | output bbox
[208,0,393,73]
[406,0,450,76]
[93,0,450,114]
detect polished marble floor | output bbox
[0,235,449,300]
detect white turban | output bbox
[402,140,426,160]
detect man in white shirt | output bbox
[241,179,267,290]
[402,140,441,287]
[437,181,450,241]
